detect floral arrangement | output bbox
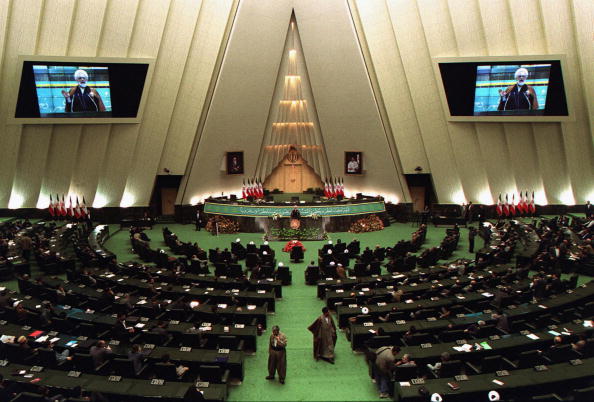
[270,227,326,241]
[348,214,384,233]
[206,215,240,234]
[307,213,321,220]
[270,213,281,221]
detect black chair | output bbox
[199,364,230,384]
[404,332,434,346]
[305,265,320,285]
[275,266,292,285]
[547,344,580,363]
[110,357,148,378]
[245,253,259,269]
[364,335,393,349]
[516,349,550,369]
[290,246,304,263]
[177,332,206,349]
[4,343,36,364]
[439,329,465,342]
[434,360,463,378]
[355,314,373,324]
[393,365,418,381]
[466,354,516,374]
[72,353,109,374]
[217,335,245,351]
[228,264,243,278]
[573,386,594,402]
[137,330,173,347]
[36,347,68,369]
[9,392,46,402]
[153,362,189,381]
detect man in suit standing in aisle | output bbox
[266,325,287,384]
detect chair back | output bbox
[217,335,240,350]
[393,365,417,381]
[153,362,179,381]
[111,357,137,377]
[481,355,503,373]
[36,347,58,368]
[438,360,462,378]
[573,386,594,402]
[11,392,47,402]
[72,353,96,373]
[199,364,224,383]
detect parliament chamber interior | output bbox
[0,0,593,401]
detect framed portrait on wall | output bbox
[226,151,244,175]
[345,151,362,175]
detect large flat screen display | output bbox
[434,56,570,122]
[10,56,154,124]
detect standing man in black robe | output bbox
[308,307,337,364]
[195,208,203,231]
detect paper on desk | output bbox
[399,382,411,387]
[583,320,593,327]
[481,292,494,297]
[247,305,256,310]
[548,330,561,336]
[526,333,540,340]
[453,344,473,352]
[35,335,49,343]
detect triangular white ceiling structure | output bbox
[181,0,409,204]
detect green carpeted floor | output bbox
[104,222,481,401]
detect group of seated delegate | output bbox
[342,215,594,400]
[0,221,306,401]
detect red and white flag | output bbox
[516,192,524,215]
[510,194,516,216]
[60,195,67,216]
[530,191,536,214]
[68,196,75,217]
[75,197,82,219]
[496,194,503,217]
[323,180,329,198]
[82,196,90,219]
[242,180,246,199]
[503,194,510,217]
[49,194,55,217]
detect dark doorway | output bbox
[404,174,437,212]
[149,175,183,217]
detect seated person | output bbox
[427,352,450,375]
[161,353,189,378]
[395,353,416,367]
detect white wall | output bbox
[353,0,594,204]
[181,0,409,205]
[0,0,234,208]
[1,0,591,209]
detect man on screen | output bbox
[61,69,106,113]
[497,67,538,111]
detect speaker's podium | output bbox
[266,214,325,241]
